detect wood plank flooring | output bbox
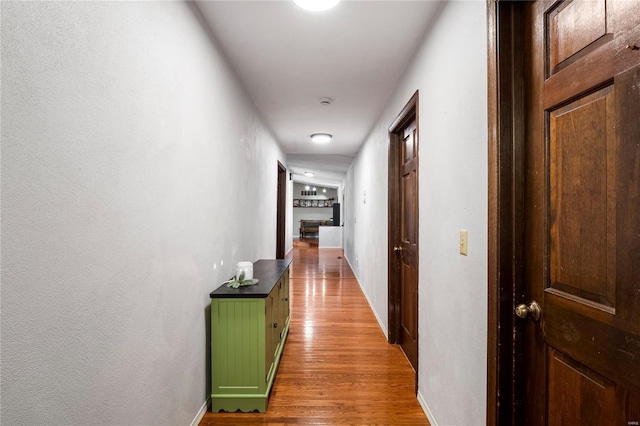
[200,241,429,425]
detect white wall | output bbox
[343,2,488,425]
[1,2,289,425]
[286,177,295,254]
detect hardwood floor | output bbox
[200,242,429,425]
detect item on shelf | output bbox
[223,278,259,288]
[236,261,253,280]
[293,197,337,207]
[221,261,257,288]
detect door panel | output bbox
[615,65,640,337]
[401,262,417,342]
[545,296,640,395]
[547,348,615,426]
[402,174,415,244]
[523,0,640,423]
[547,0,608,73]
[549,85,616,307]
[625,392,640,424]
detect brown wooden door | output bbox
[389,93,419,376]
[398,118,418,372]
[522,1,640,423]
[276,162,286,259]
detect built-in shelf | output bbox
[293,198,335,208]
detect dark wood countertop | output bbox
[209,259,292,298]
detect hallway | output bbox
[2,2,489,423]
[200,242,429,425]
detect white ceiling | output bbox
[195,0,440,185]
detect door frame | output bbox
[388,90,419,388]
[276,161,287,259]
[486,1,526,425]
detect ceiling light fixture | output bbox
[323,188,327,193]
[310,133,332,143]
[305,185,310,190]
[305,172,315,177]
[292,0,341,12]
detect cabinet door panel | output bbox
[283,270,290,328]
[212,299,263,392]
[264,293,275,382]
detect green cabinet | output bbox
[209,259,291,413]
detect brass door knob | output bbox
[393,246,404,252]
[515,300,541,321]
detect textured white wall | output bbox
[343,2,488,425]
[286,178,294,254]
[1,2,287,425]
[343,124,390,334]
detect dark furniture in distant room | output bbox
[299,219,333,238]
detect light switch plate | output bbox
[460,230,468,256]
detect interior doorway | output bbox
[276,161,286,259]
[388,91,419,387]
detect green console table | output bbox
[209,259,291,413]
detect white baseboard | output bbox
[190,396,210,426]
[345,255,388,339]
[417,390,437,426]
[364,287,389,338]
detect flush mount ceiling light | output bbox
[304,172,315,177]
[292,0,341,12]
[310,133,332,143]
